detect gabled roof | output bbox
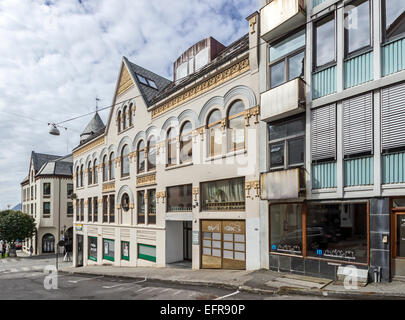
[124,57,172,106]
[32,151,62,172]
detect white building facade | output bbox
[72,28,263,270]
[21,152,74,255]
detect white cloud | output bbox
[0,0,257,209]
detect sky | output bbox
[0,0,258,209]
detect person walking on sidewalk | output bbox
[29,245,33,257]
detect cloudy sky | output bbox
[0,0,257,209]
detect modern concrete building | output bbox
[72,28,262,269]
[257,0,405,281]
[21,151,74,255]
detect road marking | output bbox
[134,287,149,293]
[159,288,171,294]
[102,278,147,289]
[173,290,183,295]
[68,276,104,284]
[214,290,240,300]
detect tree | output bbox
[0,211,36,257]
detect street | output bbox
[0,255,337,300]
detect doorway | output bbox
[77,234,83,267]
[393,213,405,277]
[183,221,192,261]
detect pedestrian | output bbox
[29,245,33,257]
[2,243,6,258]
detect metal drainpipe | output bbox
[56,178,61,270]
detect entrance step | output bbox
[266,274,332,290]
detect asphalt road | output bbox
[0,255,336,300]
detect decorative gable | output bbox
[116,63,134,96]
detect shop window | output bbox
[137,191,145,224]
[167,184,192,212]
[201,177,245,211]
[306,203,368,264]
[269,29,305,88]
[180,122,193,164]
[109,152,115,180]
[138,244,156,262]
[314,15,335,69]
[43,183,51,197]
[167,127,177,166]
[270,204,303,255]
[382,0,405,41]
[103,238,115,261]
[344,0,371,57]
[121,241,130,261]
[227,101,245,152]
[137,140,146,173]
[207,109,222,157]
[147,136,156,171]
[121,145,130,177]
[88,237,97,261]
[148,189,156,225]
[268,116,305,169]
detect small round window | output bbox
[121,193,130,212]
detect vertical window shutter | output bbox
[343,92,373,156]
[311,104,336,161]
[382,82,405,151]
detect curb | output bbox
[59,270,405,300]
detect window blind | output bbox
[311,104,336,161]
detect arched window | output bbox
[207,109,222,157]
[102,155,108,182]
[88,161,92,185]
[80,165,84,187]
[128,104,133,127]
[109,152,115,180]
[147,136,156,171]
[93,159,98,184]
[76,167,80,187]
[167,127,177,166]
[121,145,130,177]
[137,140,146,173]
[122,106,127,130]
[117,111,121,133]
[227,100,245,152]
[180,121,192,164]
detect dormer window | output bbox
[136,74,158,90]
[137,74,148,85]
[147,79,157,89]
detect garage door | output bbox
[201,220,246,270]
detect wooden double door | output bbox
[201,220,246,270]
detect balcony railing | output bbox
[260,0,306,42]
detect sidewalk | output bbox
[60,265,405,299]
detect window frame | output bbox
[137,140,146,174]
[87,161,92,185]
[147,137,157,171]
[206,109,223,157]
[313,13,337,72]
[121,145,130,178]
[166,127,178,167]
[227,101,246,152]
[344,0,373,60]
[43,182,51,197]
[179,122,193,164]
[268,28,306,90]
[381,0,405,43]
[102,155,108,182]
[268,116,306,171]
[166,184,193,213]
[147,189,156,225]
[109,152,115,180]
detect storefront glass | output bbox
[270,204,302,255]
[103,238,115,261]
[138,244,156,262]
[167,184,192,212]
[306,203,368,263]
[88,237,97,261]
[201,177,245,211]
[121,241,130,261]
